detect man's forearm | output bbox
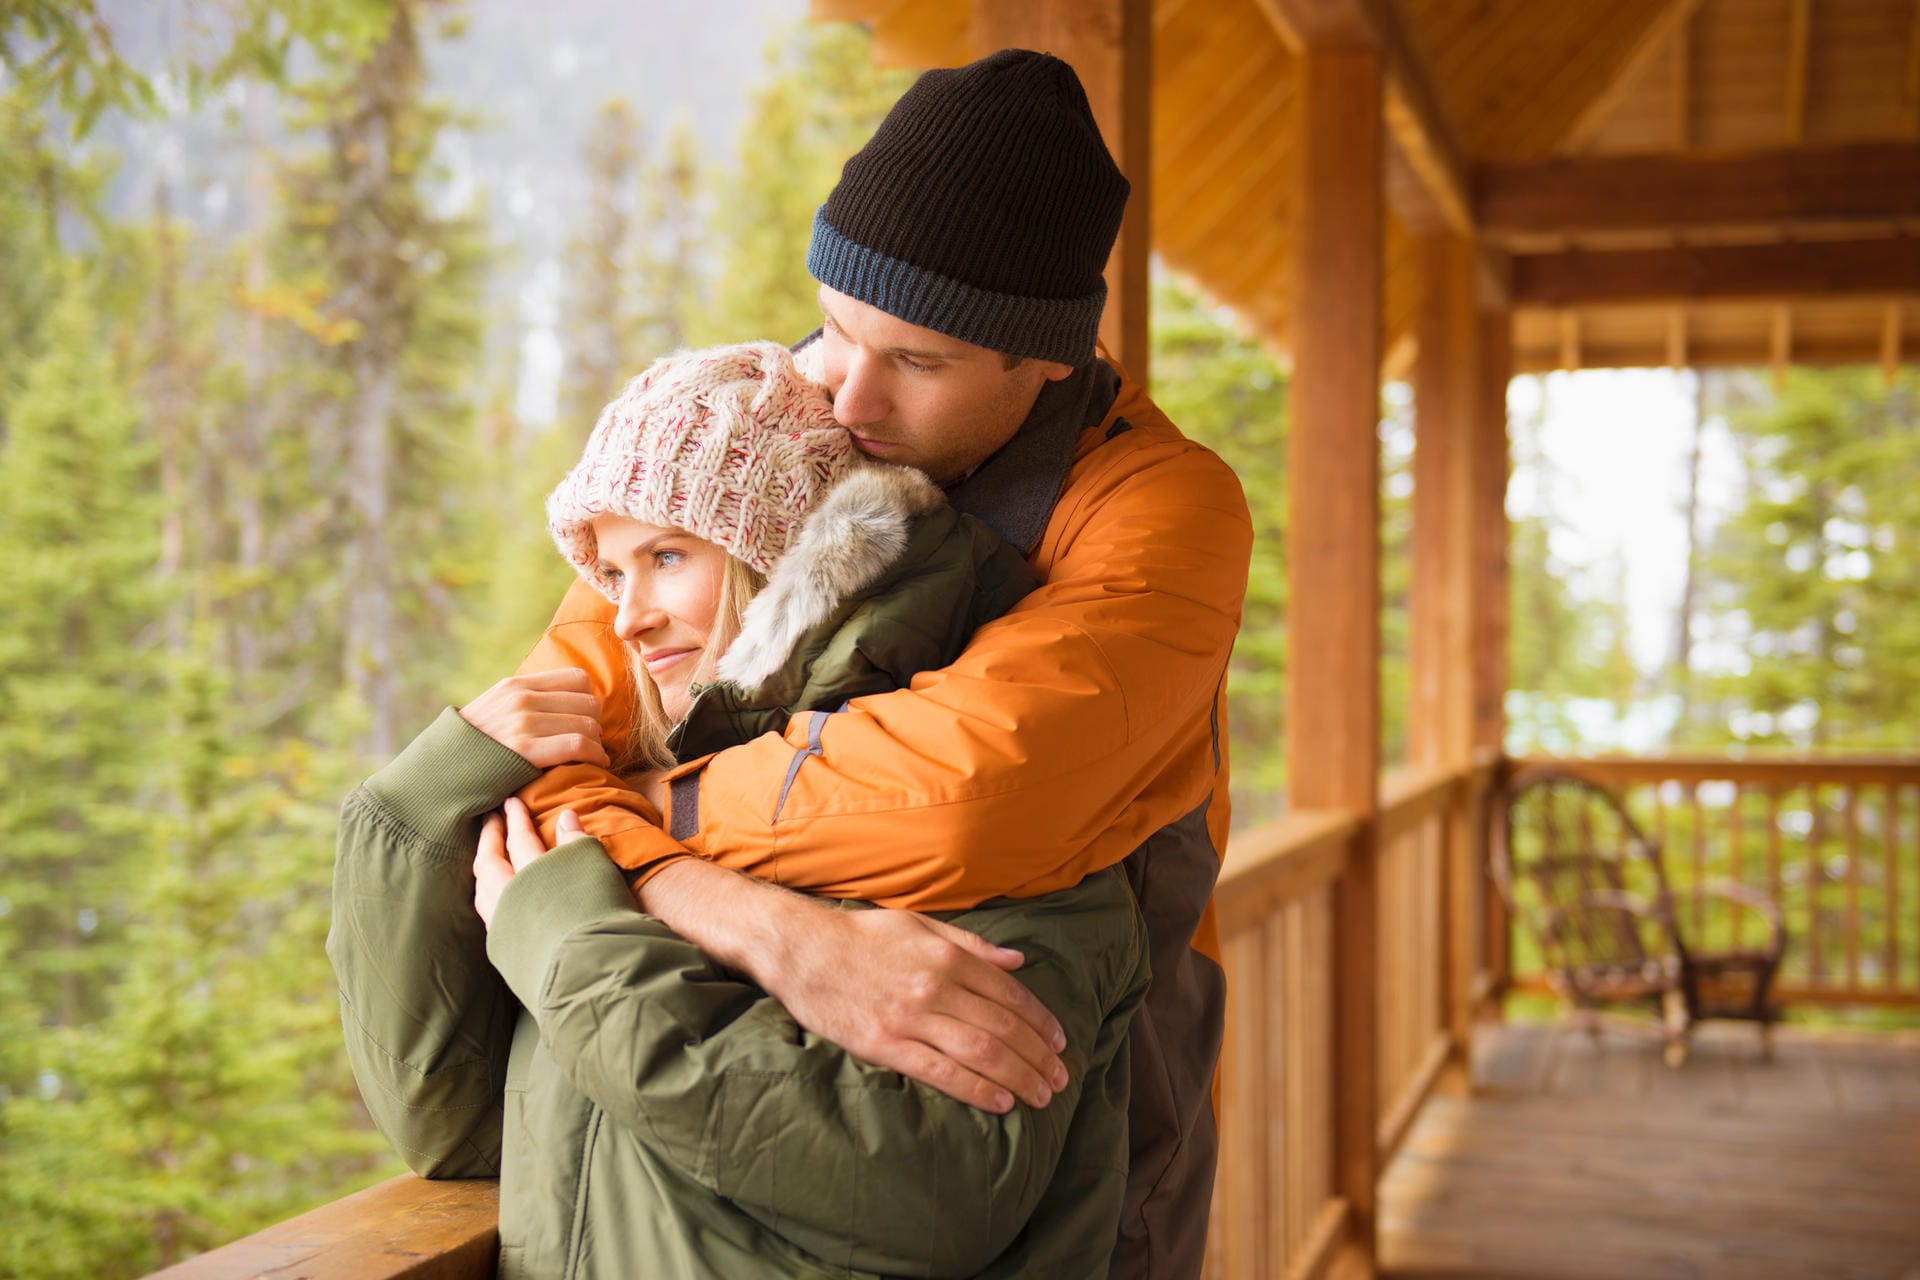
[634,854,1068,1114]
[633,854,819,977]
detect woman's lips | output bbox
[643,648,697,676]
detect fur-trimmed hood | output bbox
[713,463,945,692]
[666,460,1037,765]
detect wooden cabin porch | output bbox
[1384,1021,1920,1280]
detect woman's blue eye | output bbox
[655,549,684,568]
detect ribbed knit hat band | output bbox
[808,49,1128,366]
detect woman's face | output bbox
[590,516,730,723]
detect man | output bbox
[518,49,1252,1278]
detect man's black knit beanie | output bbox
[807,48,1129,367]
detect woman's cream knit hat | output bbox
[547,341,857,596]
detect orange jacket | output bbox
[514,357,1250,916]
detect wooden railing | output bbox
[1513,755,1920,1009]
[1207,809,1355,1280]
[146,1174,497,1280]
[1204,752,1500,1278]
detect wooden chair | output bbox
[1489,764,1787,1066]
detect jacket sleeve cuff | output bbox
[360,708,542,847]
[487,838,638,1009]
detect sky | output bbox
[1508,368,1743,676]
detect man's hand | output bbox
[639,858,1069,1114]
[459,669,611,769]
[474,799,584,929]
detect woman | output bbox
[329,342,1148,1279]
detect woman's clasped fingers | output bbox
[473,812,514,929]
[501,797,551,873]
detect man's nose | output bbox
[830,351,886,428]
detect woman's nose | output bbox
[614,590,663,643]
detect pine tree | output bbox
[558,97,646,439]
[633,110,705,361]
[444,360,579,702]
[1700,368,1920,750]
[0,648,390,1279]
[274,0,488,758]
[0,269,168,1036]
[698,22,911,346]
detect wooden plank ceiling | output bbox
[811,0,1920,375]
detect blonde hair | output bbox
[615,553,768,775]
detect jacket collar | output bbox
[947,358,1119,553]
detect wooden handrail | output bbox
[1378,761,1465,843]
[1216,808,1361,935]
[1515,754,1920,785]
[146,1175,497,1280]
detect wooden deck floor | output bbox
[1379,1020,1920,1280]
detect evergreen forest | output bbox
[2,3,1916,1275]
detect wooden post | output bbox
[1411,234,1479,1088]
[1410,235,1477,769]
[1289,45,1383,1276]
[974,0,1152,381]
[1475,309,1515,1010]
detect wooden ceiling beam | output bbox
[1252,0,1472,237]
[1511,236,1920,307]
[1479,143,1920,239]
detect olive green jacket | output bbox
[329,473,1150,1278]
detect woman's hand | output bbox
[474,799,585,929]
[458,669,611,769]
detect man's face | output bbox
[814,286,1076,485]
